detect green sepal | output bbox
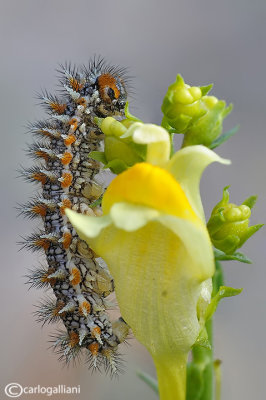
[136,370,159,394]
[89,151,108,165]
[242,195,257,209]
[193,326,211,350]
[238,224,264,248]
[128,141,147,160]
[103,159,129,174]
[167,113,192,133]
[186,362,204,400]
[212,234,241,255]
[207,210,226,236]
[200,84,213,96]
[161,116,179,134]
[182,102,233,147]
[124,102,143,122]
[214,248,252,264]
[209,124,239,150]
[205,286,242,322]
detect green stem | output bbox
[187,260,223,400]
[191,319,214,400]
[154,353,188,400]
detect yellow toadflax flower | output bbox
[66,123,229,400]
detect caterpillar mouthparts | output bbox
[19,57,130,375]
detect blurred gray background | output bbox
[1,0,265,399]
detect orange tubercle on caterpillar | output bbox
[91,326,102,344]
[69,118,78,132]
[69,267,81,286]
[78,97,87,107]
[88,342,99,356]
[34,237,51,251]
[50,102,67,115]
[64,134,76,146]
[59,172,73,188]
[53,300,66,317]
[98,73,120,103]
[41,267,56,286]
[69,331,80,347]
[79,301,91,316]
[59,198,72,215]
[35,150,49,161]
[32,172,47,185]
[32,203,47,217]
[60,151,73,165]
[69,77,84,92]
[62,232,72,249]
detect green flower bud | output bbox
[207,187,263,254]
[161,74,208,133]
[182,96,232,147]
[161,74,232,148]
[91,117,146,174]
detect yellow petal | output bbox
[121,122,170,165]
[102,162,199,225]
[166,145,230,221]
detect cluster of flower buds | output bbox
[91,117,146,174]
[207,187,263,254]
[161,74,232,147]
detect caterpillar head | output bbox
[95,72,127,116]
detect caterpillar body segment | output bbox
[20,58,130,373]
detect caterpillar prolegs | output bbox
[19,58,130,374]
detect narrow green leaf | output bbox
[136,370,159,394]
[214,249,252,264]
[205,286,242,321]
[209,125,239,149]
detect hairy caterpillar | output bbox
[19,57,130,375]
